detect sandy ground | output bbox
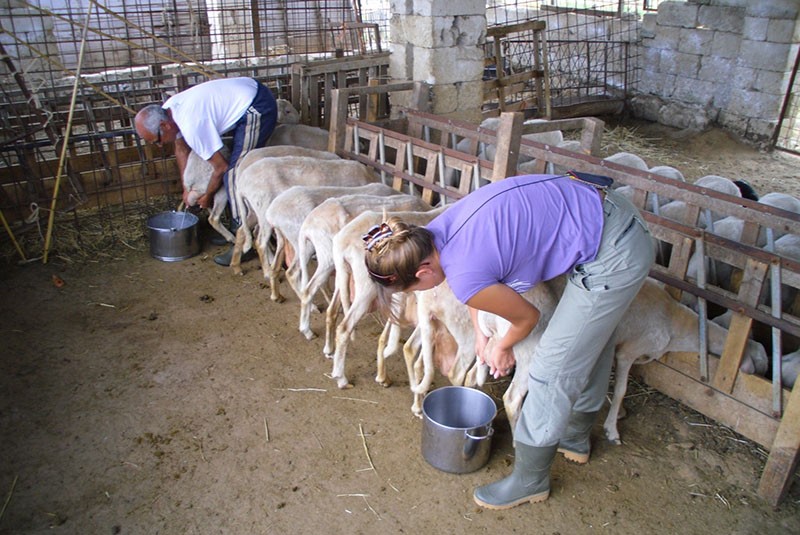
[2,122,800,534]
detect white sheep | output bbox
[781,350,800,389]
[403,281,485,416]
[275,98,300,124]
[264,183,405,304]
[230,156,376,277]
[446,117,563,188]
[296,194,433,343]
[478,277,768,444]
[236,145,340,177]
[183,149,235,243]
[328,207,445,389]
[602,152,649,187]
[266,124,330,151]
[615,165,685,214]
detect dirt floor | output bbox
[2,120,800,534]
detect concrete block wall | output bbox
[388,0,485,122]
[632,0,800,145]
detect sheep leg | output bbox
[208,197,235,243]
[323,286,341,357]
[374,320,394,387]
[331,287,376,389]
[411,314,436,396]
[403,327,424,416]
[603,356,636,446]
[230,226,246,276]
[298,261,334,340]
[268,232,286,303]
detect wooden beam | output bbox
[759,383,800,506]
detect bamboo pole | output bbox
[0,209,26,262]
[42,3,93,264]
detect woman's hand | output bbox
[487,344,516,379]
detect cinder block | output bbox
[401,15,485,48]
[678,27,714,54]
[412,46,483,85]
[406,0,484,17]
[755,69,790,94]
[641,13,657,38]
[742,16,769,41]
[746,1,799,20]
[739,39,793,71]
[650,26,681,50]
[659,50,701,77]
[656,1,699,28]
[711,31,741,58]
[673,76,716,106]
[766,18,796,43]
[727,87,782,118]
[698,5,745,33]
[698,55,735,82]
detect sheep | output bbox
[682,192,800,310]
[230,156,376,278]
[266,123,330,151]
[403,281,484,416]
[446,117,564,188]
[264,182,405,304]
[296,194,433,343]
[275,98,300,124]
[616,164,685,214]
[183,149,235,243]
[236,145,340,177]
[602,152,649,187]
[781,350,800,389]
[478,277,768,444]
[328,207,445,389]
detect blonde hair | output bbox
[363,216,434,313]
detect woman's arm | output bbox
[467,283,540,378]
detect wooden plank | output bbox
[758,383,800,506]
[487,20,546,38]
[490,112,523,182]
[632,359,780,448]
[713,258,769,393]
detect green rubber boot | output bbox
[473,443,557,510]
[214,244,256,267]
[557,411,599,464]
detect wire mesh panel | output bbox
[775,47,800,154]
[0,1,394,261]
[485,1,642,116]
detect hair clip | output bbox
[365,266,397,286]
[362,222,393,252]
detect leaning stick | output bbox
[42,5,92,264]
[0,475,18,522]
[0,209,26,262]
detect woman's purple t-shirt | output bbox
[426,174,604,303]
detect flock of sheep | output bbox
[178,108,800,446]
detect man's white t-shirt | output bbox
[163,77,257,160]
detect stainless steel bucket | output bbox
[421,386,497,474]
[146,211,200,262]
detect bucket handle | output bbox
[465,425,494,441]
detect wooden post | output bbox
[758,383,800,506]
[328,88,349,154]
[491,111,523,182]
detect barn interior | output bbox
[2,1,800,532]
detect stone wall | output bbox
[632,0,800,145]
